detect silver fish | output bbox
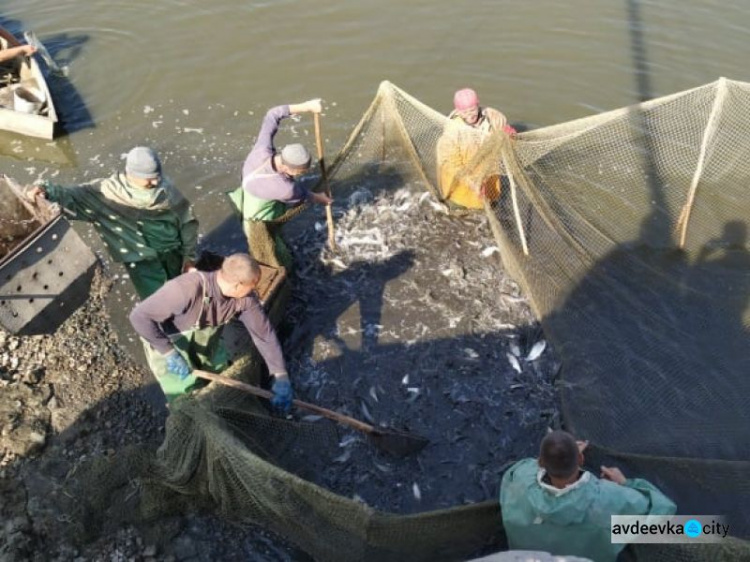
[428,200,450,214]
[360,401,375,423]
[333,449,352,463]
[322,257,348,270]
[369,386,379,403]
[507,353,522,373]
[339,434,358,448]
[526,340,547,361]
[406,387,420,404]
[373,460,392,473]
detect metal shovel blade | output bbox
[368,427,429,458]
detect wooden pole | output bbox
[194,370,380,434]
[502,153,530,256]
[314,113,336,250]
[677,78,727,249]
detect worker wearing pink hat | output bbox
[449,87,516,134]
[436,87,516,208]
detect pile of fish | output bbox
[282,181,561,514]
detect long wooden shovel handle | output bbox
[313,113,336,250]
[193,369,376,434]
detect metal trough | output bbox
[0,176,97,335]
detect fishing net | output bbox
[63,79,749,561]
[0,180,39,259]
[66,359,502,562]
[321,79,750,558]
[227,184,312,268]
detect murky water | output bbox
[2,1,749,196]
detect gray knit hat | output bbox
[125,146,161,179]
[280,143,311,171]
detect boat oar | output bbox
[193,369,428,457]
[313,113,336,250]
[23,31,65,76]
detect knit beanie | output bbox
[125,146,161,179]
[280,143,312,171]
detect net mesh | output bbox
[63,79,750,561]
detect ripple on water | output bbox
[39,26,154,131]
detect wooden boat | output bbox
[0,25,58,139]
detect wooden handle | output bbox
[313,113,336,250]
[313,113,328,195]
[502,153,529,257]
[193,370,375,434]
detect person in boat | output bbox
[129,253,292,410]
[0,43,36,65]
[28,147,198,299]
[231,99,332,269]
[436,88,516,209]
[500,430,676,562]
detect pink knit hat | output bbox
[453,88,480,111]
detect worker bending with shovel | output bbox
[230,98,332,269]
[129,253,292,411]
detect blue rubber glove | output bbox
[271,375,293,415]
[165,351,191,380]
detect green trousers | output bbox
[127,249,184,300]
[142,325,228,403]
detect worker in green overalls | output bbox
[29,146,198,299]
[130,253,291,408]
[230,100,332,269]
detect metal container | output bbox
[0,176,97,335]
[13,85,45,115]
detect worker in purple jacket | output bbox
[129,253,292,411]
[230,99,332,268]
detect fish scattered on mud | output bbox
[284,183,560,513]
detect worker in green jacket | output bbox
[28,146,198,299]
[500,430,676,562]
